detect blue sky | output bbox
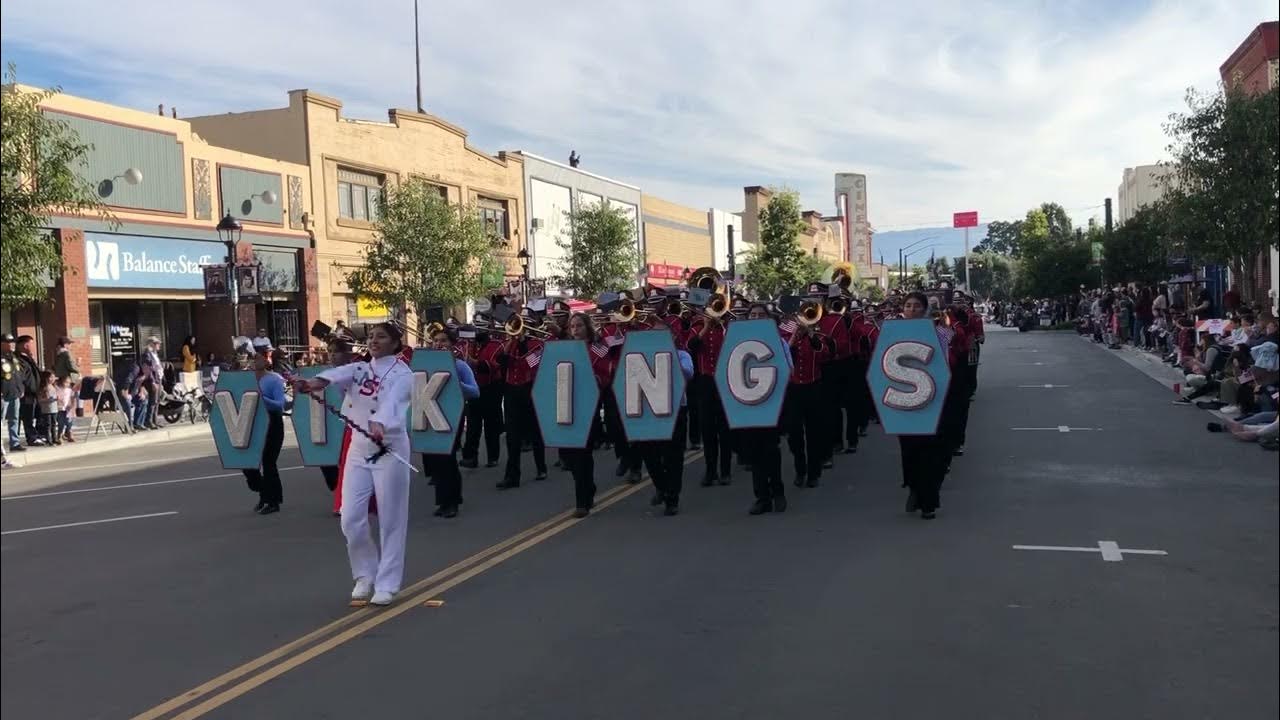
[3,0,1273,260]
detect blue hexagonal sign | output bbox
[532,340,601,448]
[409,350,465,455]
[209,371,268,469]
[610,329,686,442]
[714,319,791,429]
[866,318,951,435]
[289,365,348,466]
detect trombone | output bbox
[493,313,553,338]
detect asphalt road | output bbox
[2,328,1276,720]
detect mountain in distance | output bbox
[869,225,990,268]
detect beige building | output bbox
[804,211,844,266]
[641,193,713,285]
[1116,164,1174,225]
[190,90,526,327]
[5,87,313,374]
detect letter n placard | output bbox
[209,371,268,469]
[610,330,684,442]
[866,319,951,435]
[409,349,464,455]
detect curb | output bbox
[1078,335,1236,423]
[3,422,212,469]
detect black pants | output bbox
[940,367,971,454]
[823,358,853,452]
[561,447,597,509]
[636,406,688,504]
[602,391,639,471]
[19,399,39,443]
[321,466,339,492]
[744,427,783,503]
[504,384,546,482]
[784,383,824,483]
[967,343,980,397]
[463,383,504,464]
[243,411,285,504]
[899,434,944,512]
[695,376,731,479]
[686,377,702,446]
[848,358,873,443]
[425,431,464,508]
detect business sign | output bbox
[867,319,951,435]
[647,263,685,281]
[713,319,790,429]
[610,329,686,442]
[532,340,600,448]
[85,232,222,289]
[408,349,465,455]
[209,371,269,469]
[952,211,979,228]
[289,365,347,466]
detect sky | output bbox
[2,0,1273,263]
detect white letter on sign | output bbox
[624,352,672,417]
[881,341,935,410]
[412,371,452,432]
[215,391,259,448]
[726,340,776,405]
[309,392,327,445]
[555,361,574,425]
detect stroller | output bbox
[158,364,204,424]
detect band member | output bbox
[297,322,415,606]
[965,299,984,398]
[686,310,732,486]
[497,319,547,489]
[460,327,504,468]
[330,342,411,517]
[898,292,947,520]
[630,321,694,516]
[423,326,480,518]
[781,310,832,488]
[745,303,787,515]
[243,351,286,515]
[562,313,612,517]
[941,306,973,460]
[848,307,879,439]
[599,301,649,483]
[319,340,354,510]
[818,296,854,459]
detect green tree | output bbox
[1163,85,1279,303]
[953,252,1016,300]
[740,188,808,299]
[975,219,1023,256]
[1038,202,1074,242]
[555,196,641,299]
[345,177,499,328]
[1,66,116,306]
[1103,204,1168,285]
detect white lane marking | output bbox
[2,511,179,536]
[1010,427,1100,432]
[1,467,306,501]
[1057,425,1070,433]
[3,457,195,477]
[1015,362,1047,366]
[1017,384,1071,388]
[1012,541,1168,562]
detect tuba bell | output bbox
[798,299,824,327]
[704,292,730,319]
[830,267,854,292]
[687,266,726,295]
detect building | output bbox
[834,173,872,271]
[708,208,745,279]
[5,88,314,381]
[507,152,642,297]
[189,90,526,327]
[1116,165,1174,225]
[804,211,844,265]
[641,194,713,286]
[1220,20,1279,311]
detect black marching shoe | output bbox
[441,505,458,519]
[663,501,679,517]
[748,499,772,515]
[921,510,937,520]
[953,445,965,456]
[572,507,590,519]
[844,446,858,454]
[772,496,787,513]
[534,470,548,481]
[459,458,478,469]
[627,469,642,484]
[433,506,444,517]
[701,473,715,487]
[485,459,499,468]
[905,489,919,513]
[253,500,266,513]
[258,503,280,515]
[650,493,664,506]
[805,477,819,488]
[717,473,731,486]
[496,479,519,490]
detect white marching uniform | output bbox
[318,355,415,596]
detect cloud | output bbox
[2,0,1273,233]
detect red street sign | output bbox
[953,211,979,228]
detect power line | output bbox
[870,204,1105,232]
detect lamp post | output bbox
[517,247,531,301]
[216,211,244,336]
[898,235,938,289]
[903,243,948,289]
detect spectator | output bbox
[52,336,80,384]
[2,333,23,454]
[57,375,76,443]
[141,337,164,430]
[251,328,273,355]
[181,336,199,373]
[15,335,44,445]
[1223,284,1242,315]
[1192,287,1213,321]
[39,370,60,445]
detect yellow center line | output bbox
[133,451,700,720]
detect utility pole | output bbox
[414,0,424,113]
[726,223,736,280]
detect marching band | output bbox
[221,269,982,607]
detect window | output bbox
[89,302,105,365]
[477,196,509,245]
[336,168,384,222]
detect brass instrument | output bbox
[663,297,689,317]
[687,266,726,295]
[830,267,854,292]
[494,313,553,338]
[423,321,446,339]
[827,296,849,316]
[613,297,639,323]
[798,299,824,327]
[703,292,731,320]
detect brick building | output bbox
[641,194,713,286]
[3,88,315,384]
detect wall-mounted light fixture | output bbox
[240,190,278,216]
[97,167,144,198]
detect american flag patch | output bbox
[605,334,625,348]
[779,320,798,334]
[590,342,609,359]
[526,352,542,368]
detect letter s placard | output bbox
[866,319,951,435]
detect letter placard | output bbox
[209,371,268,469]
[409,349,464,455]
[866,319,951,435]
[610,330,685,442]
[532,340,599,448]
[713,319,790,429]
[290,365,347,467]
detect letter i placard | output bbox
[532,340,599,448]
[866,318,951,435]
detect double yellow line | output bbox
[134,453,699,720]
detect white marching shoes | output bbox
[351,578,373,605]
[370,591,395,606]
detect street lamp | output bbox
[898,235,938,288]
[517,247,531,300]
[217,211,245,336]
[902,242,949,290]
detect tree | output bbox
[975,219,1023,256]
[953,252,1016,300]
[740,188,808,299]
[1038,202,1074,242]
[1,66,116,306]
[1163,85,1279,302]
[345,176,499,327]
[1015,237,1094,298]
[925,254,952,283]
[555,196,641,299]
[1103,204,1168,285]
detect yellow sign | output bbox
[356,298,389,318]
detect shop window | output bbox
[337,168,384,222]
[89,301,106,365]
[137,302,164,356]
[477,196,509,246]
[164,302,192,362]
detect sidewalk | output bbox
[3,420,211,469]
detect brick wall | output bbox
[46,228,92,372]
[300,247,320,347]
